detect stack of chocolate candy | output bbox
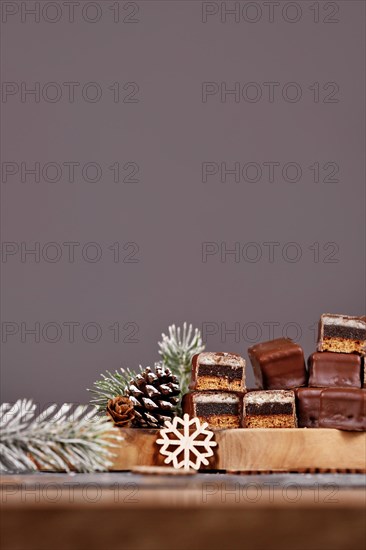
[182,313,365,431]
[246,338,305,428]
[182,352,246,429]
[296,313,366,431]
[247,313,366,431]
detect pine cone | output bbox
[107,396,135,427]
[126,365,181,428]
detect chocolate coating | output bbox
[248,338,306,390]
[308,352,361,388]
[319,388,366,431]
[295,387,322,428]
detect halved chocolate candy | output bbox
[190,352,246,392]
[318,313,366,355]
[243,390,297,428]
[182,391,243,429]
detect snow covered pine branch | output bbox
[158,323,205,395]
[0,399,121,473]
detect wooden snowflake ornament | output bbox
[156,414,217,471]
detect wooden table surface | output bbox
[1,472,365,550]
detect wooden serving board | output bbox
[111,428,366,472]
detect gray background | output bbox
[1,1,365,405]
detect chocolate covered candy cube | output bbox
[248,338,306,390]
[308,352,361,388]
[295,387,322,428]
[319,388,366,432]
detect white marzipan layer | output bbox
[244,391,294,405]
[198,352,245,368]
[193,393,239,404]
[322,314,366,331]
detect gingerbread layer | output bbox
[197,414,241,429]
[195,376,243,392]
[244,414,296,429]
[319,337,365,355]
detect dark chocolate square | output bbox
[248,338,306,390]
[319,388,366,431]
[308,352,361,388]
[295,387,322,428]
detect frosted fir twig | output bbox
[88,366,143,412]
[0,399,121,473]
[158,323,205,395]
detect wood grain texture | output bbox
[3,506,365,550]
[3,506,366,550]
[2,473,365,550]
[2,482,365,550]
[110,428,366,472]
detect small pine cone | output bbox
[107,396,135,427]
[126,365,181,428]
